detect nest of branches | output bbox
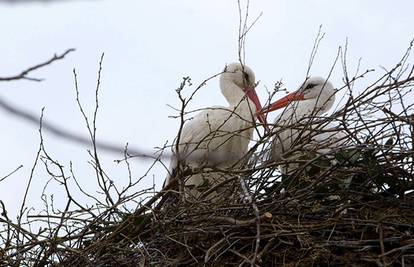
[2,45,414,266]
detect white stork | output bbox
[260,77,349,174]
[164,63,267,200]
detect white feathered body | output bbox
[172,103,255,189]
[270,78,350,174]
[164,63,261,199]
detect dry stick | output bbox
[378,223,387,266]
[0,48,75,82]
[73,54,114,206]
[305,25,325,78]
[16,109,44,245]
[172,77,191,197]
[234,6,265,264]
[379,242,414,258]
[37,112,78,263]
[209,212,272,226]
[205,237,226,263]
[239,176,261,266]
[0,165,23,182]
[90,53,114,205]
[40,128,94,218]
[0,201,12,250]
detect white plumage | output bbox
[261,77,349,174]
[164,63,266,200]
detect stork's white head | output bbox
[220,62,256,90]
[298,77,335,113]
[220,62,267,126]
[260,76,336,115]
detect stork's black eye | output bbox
[304,83,316,90]
[243,72,249,80]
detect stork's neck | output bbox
[282,98,331,123]
[297,99,327,116]
[220,80,255,114]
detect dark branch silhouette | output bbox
[0,49,74,82]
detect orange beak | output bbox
[245,88,269,131]
[259,91,305,115]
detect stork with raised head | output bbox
[260,77,349,174]
[164,63,267,200]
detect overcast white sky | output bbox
[1,0,413,218]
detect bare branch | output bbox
[0,48,75,82]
